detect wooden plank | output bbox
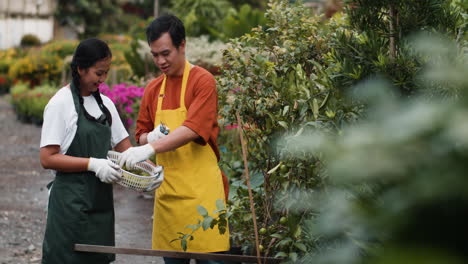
[74,244,283,264]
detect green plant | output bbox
[185,36,226,74]
[284,34,468,264]
[124,39,157,79]
[217,0,358,260]
[170,0,232,37]
[171,199,228,251]
[10,82,57,125]
[20,34,41,47]
[41,40,78,58]
[325,0,465,95]
[0,48,20,94]
[215,4,267,41]
[8,50,63,87]
[54,0,125,38]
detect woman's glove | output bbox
[88,158,122,183]
[118,144,155,169]
[147,124,170,143]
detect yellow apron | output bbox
[152,61,230,252]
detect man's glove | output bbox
[147,124,170,143]
[118,144,155,169]
[88,158,122,183]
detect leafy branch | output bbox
[171,199,229,251]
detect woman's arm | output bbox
[40,145,89,172]
[114,137,132,152]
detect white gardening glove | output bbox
[118,144,155,169]
[88,158,122,184]
[147,124,170,143]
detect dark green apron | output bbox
[42,87,115,264]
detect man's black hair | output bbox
[146,14,185,48]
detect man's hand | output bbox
[147,124,170,143]
[118,144,155,169]
[88,158,122,183]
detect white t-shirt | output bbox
[40,85,129,153]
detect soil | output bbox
[0,95,163,264]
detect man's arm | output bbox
[149,125,199,154]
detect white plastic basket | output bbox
[107,150,164,192]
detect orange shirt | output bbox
[135,66,221,160]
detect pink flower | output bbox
[125,106,133,113]
[225,124,239,130]
[99,82,145,129]
[126,118,133,128]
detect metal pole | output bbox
[153,0,159,18]
[74,244,283,264]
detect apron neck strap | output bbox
[157,60,191,113]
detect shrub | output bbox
[41,40,78,58]
[216,4,267,41]
[10,82,57,125]
[215,0,358,259]
[99,83,144,130]
[171,0,232,37]
[20,34,41,47]
[124,39,157,79]
[108,42,133,84]
[326,0,465,95]
[186,36,226,74]
[0,48,20,93]
[288,34,468,264]
[8,50,63,87]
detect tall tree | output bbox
[327,0,464,95]
[170,0,232,37]
[55,0,124,38]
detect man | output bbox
[118,15,229,264]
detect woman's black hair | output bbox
[70,38,112,126]
[146,14,185,48]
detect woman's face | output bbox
[78,57,111,96]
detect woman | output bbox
[39,38,132,263]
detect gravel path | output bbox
[0,94,163,264]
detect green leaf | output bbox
[210,219,218,229]
[202,216,214,230]
[197,205,208,217]
[313,98,319,120]
[267,162,282,174]
[181,239,187,251]
[289,252,298,262]
[293,225,302,238]
[282,105,290,116]
[278,121,288,129]
[186,223,201,232]
[270,233,283,239]
[294,242,307,252]
[274,252,288,258]
[216,199,225,211]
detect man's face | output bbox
[149,32,186,77]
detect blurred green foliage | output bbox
[20,34,41,47]
[10,82,57,125]
[214,4,267,41]
[41,40,78,58]
[171,0,232,37]
[8,50,63,88]
[283,33,468,264]
[55,0,138,38]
